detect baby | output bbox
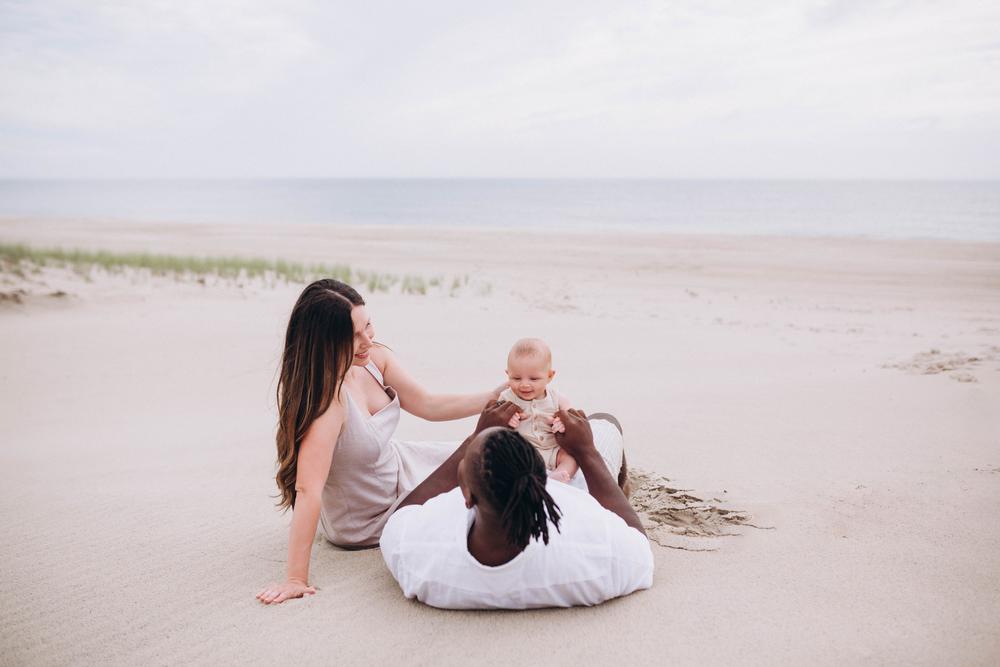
[498,338,578,484]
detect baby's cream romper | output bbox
[499,387,562,470]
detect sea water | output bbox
[0,179,997,241]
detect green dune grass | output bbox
[0,243,469,295]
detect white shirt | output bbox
[379,482,654,610]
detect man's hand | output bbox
[554,408,646,535]
[552,408,596,460]
[475,400,520,434]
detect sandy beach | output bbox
[1,218,999,665]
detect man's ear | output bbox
[458,463,476,508]
[460,480,477,509]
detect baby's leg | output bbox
[549,449,579,483]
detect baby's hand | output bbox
[548,470,571,484]
[550,416,565,434]
[508,412,523,429]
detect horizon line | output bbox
[2,176,998,183]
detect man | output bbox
[379,401,653,609]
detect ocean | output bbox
[0,179,997,241]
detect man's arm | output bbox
[394,432,476,510]
[554,409,645,535]
[393,401,520,510]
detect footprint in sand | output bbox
[882,347,1000,383]
[0,289,28,304]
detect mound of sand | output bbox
[627,468,766,551]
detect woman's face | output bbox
[350,305,375,365]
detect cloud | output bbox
[0,0,318,130]
[0,0,998,177]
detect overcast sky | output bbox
[1,0,998,179]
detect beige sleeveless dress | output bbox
[319,362,456,548]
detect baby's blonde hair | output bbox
[508,338,552,367]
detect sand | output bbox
[1,218,999,665]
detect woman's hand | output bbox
[256,579,316,605]
[491,382,507,401]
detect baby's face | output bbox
[506,355,555,401]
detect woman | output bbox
[256,279,502,604]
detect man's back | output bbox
[380,482,654,610]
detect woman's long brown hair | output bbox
[275,279,364,510]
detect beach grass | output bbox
[0,243,476,295]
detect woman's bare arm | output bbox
[257,400,344,604]
[374,346,503,421]
[394,401,520,510]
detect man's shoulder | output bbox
[545,482,649,548]
[546,480,611,518]
[381,487,465,550]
